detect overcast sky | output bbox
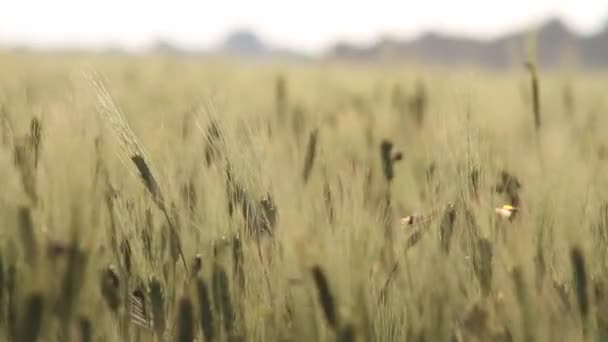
[1,0,607,53]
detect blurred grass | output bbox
[0,51,608,341]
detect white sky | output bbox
[0,0,606,53]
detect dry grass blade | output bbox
[311,265,339,329]
[292,105,306,141]
[571,246,589,320]
[232,237,245,290]
[149,279,166,336]
[131,155,165,206]
[473,237,493,297]
[224,166,239,218]
[525,61,541,131]
[212,263,235,335]
[100,265,121,312]
[19,293,44,342]
[203,119,224,168]
[142,210,154,262]
[439,204,456,253]
[17,206,38,266]
[7,265,17,341]
[463,204,480,237]
[88,72,188,272]
[512,266,527,306]
[324,180,335,224]
[29,117,42,169]
[177,297,195,342]
[470,168,480,201]
[380,140,395,182]
[275,73,288,124]
[13,137,38,205]
[302,128,319,184]
[409,80,427,126]
[197,278,215,342]
[56,237,88,321]
[120,239,132,275]
[0,105,15,147]
[169,209,182,265]
[534,236,547,291]
[379,261,401,304]
[357,286,372,342]
[78,316,93,342]
[511,266,533,342]
[258,194,278,237]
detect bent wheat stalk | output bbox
[88,72,188,272]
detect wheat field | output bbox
[1,52,608,341]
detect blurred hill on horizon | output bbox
[327,17,608,68]
[3,16,608,69]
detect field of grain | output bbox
[1,52,607,341]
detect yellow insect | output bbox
[495,204,520,220]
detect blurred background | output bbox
[1,0,608,68]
